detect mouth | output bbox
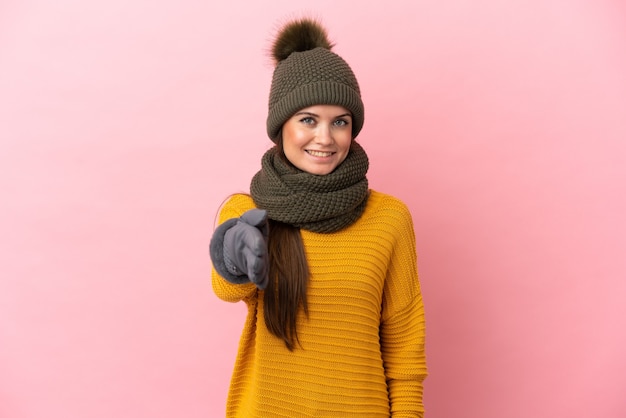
[306,150,335,157]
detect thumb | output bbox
[240,209,268,229]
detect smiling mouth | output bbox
[306,150,335,157]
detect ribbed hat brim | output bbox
[267,81,364,142]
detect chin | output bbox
[311,167,336,175]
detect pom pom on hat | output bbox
[266,18,364,142]
[271,18,334,64]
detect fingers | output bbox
[243,247,268,284]
[235,222,268,285]
[222,215,269,287]
[241,228,268,282]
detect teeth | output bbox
[307,150,333,157]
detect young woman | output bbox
[210,18,427,417]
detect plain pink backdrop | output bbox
[1,0,625,417]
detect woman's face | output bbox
[281,104,353,175]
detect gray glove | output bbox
[210,209,269,289]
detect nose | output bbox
[315,123,334,145]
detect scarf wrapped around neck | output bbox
[250,142,370,233]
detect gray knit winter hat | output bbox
[266,19,364,142]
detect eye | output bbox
[299,116,315,125]
[333,118,349,127]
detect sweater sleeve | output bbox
[211,194,258,303]
[379,198,427,417]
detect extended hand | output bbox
[223,209,269,289]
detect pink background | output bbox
[1,0,625,417]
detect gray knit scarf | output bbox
[250,142,369,233]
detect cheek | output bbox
[283,142,297,162]
[281,128,303,164]
[338,136,352,155]
[282,132,297,152]
[283,126,307,151]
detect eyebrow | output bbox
[295,111,352,118]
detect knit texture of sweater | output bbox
[212,191,427,417]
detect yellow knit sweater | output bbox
[212,191,427,417]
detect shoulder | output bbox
[359,190,416,238]
[217,193,257,222]
[365,190,413,220]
